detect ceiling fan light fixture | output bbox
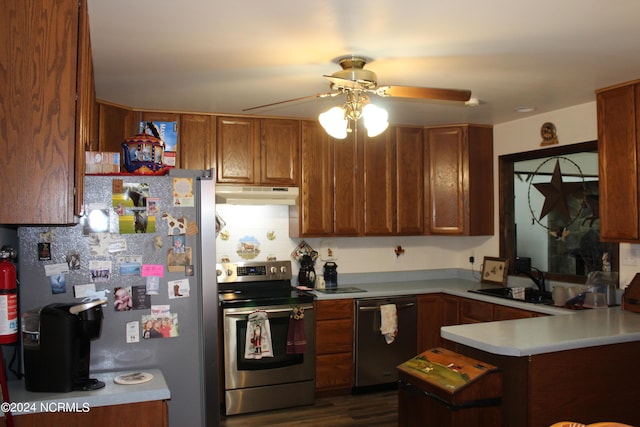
[362,103,389,137]
[319,106,348,139]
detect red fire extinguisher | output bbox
[0,247,18,345]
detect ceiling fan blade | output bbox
[378,85,472,102]
[243,92,339,112]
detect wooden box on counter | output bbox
[397,347,502,427]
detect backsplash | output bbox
[215,204,296,263]
[214,204,487,277]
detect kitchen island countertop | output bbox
[2,369,170,416]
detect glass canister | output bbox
[323,262,338,289]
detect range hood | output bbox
[215,185,299,205]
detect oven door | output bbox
[223,303,315,391]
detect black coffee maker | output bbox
[298,255,316,288]
[23,300,106,392]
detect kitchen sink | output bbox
[468,287,554,305]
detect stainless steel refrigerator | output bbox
[17,170,219,426]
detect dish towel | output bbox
[286,307,307,354]
[379,304,398,344]
[245,310,273,359]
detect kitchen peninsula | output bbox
[311,276,640,426]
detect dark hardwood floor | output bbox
[219,390,398,426]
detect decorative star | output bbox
[533,160,584,221]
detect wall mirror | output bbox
[499,141,618,284]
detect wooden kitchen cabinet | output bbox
[293,124,425,237]
[315,299,354,394]
[0,0,95,224]
[0,400,167,427]
[417,294,443,352]
[493,304,539,320]
[425,125,494,235]
[418,294,547,354]
[179,114,215,170]
[216,117,299,185]
[395,126,426,234]
[596,80,640,241]
[97,101,135,154]
[333,131,364,235]
[290,121,334,236]
[459,297,494,324]
[362,129,396,235]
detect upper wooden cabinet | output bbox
[596,80,640,241]
[362,130,396,235]
[425,125,494,235]
[0,0,94,224]
[290,121,335,236]
[180,114,215,170]
[98,102,135,154]
[217,117,299,185]
[395,126,426,234]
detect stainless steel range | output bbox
[217,260,315,416]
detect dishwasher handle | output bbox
[357,301,415,312]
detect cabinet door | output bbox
[494,304,536,320]
[216,117,260,183]
[597,84,640,241]
[334,133,363,235]
[98,102,135,153]
[395,127,425,234]
[440,295,459,350]
[180,114,215,170]
[417,294,442,352]
[260,119,300,185]
[75,0,95,215]
[292,121,334,236]
[459,297,494,324]
[426,126,465,234]
[0,0,79,224]
[363,129,396,235]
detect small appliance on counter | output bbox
[22,300,106,392]
[298,255,316,288]
[323,262,338,289]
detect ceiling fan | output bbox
[244,55,472,110]
[243,55,472,139]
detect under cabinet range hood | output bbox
[215,185,299,205]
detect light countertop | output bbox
[2,369,170,416]
[308,277,640,357]
[441,306,640,356]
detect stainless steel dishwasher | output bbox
[354,295,417,389]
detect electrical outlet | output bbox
[469,256,475,264]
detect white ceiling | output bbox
[87,0,640,127]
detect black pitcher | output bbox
[323,262,338,289]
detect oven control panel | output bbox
[216,260,292,282]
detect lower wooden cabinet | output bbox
[315,299,354,393]
[0,400,167,427]
[417,294,548,353]
[417,294,443,352]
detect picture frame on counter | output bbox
[481,256,509,285]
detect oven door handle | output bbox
[224,305,314,317]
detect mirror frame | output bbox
[498,140,618,284]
